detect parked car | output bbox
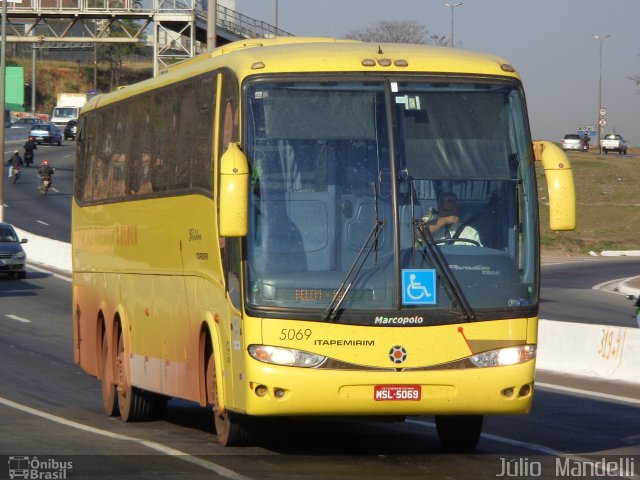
[600,134,628,155]
[561,134,584,151]
[28,123,62,145]
[0,223,27,279]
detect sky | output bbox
[235,0,640,145]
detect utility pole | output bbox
[207,0,216,50]
[32,44,37,116]
[1,0,9,221]
[593,34,610,155]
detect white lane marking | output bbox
[536,382,640,406]
[27,264,72,282]
[36,220,50,226]
[0,396,252,480]
[592,277,633,291]
[407,419,566,455]
[5,314,32,323]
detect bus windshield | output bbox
[244,77,538,324]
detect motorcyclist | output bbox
[37,159,55,187]
[7,150,23,179]
[23,139,37,167]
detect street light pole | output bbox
[444,2,462,48]
[593,34,610,154]
[274,0,279,36]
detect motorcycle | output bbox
[9,165,21,184]
[24,151,34,167]
[625,294,640,328]
[39,175,52,195]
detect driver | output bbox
[423,192,482,246]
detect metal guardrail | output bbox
[206,4,293,39]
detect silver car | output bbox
[29,123,63,146]
[0,223,28,279]
[561,134,583,151]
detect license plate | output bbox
[374,385,421,401]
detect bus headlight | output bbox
[248,345,326,367]
[469,345,536,368]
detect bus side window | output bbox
[222,237,242,308]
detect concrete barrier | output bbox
[15,228,71,273]
[537,319,640,384]
[12,228,640,384]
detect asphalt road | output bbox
[540,255,640,328]
[0,261,638,479]
[2,131,74,242]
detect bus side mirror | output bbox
[533,141,576,231]
[219,142,249,237]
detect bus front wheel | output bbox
[205,349,251,446]
[214,410,251,447]
[435,414,483,449]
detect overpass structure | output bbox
[3,0,292,74]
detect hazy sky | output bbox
[235,0,640,145]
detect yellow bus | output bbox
[72,37,575,448]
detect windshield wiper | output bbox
[323,218,385,321]
[414,214,476,322]
[324,182,385,321]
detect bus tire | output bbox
[435,414,483,449]
[205,344,252,446]
[214,410,251,447]
[116,326,162,422]
[101,330,119,417]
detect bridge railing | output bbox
[5,0,293,39]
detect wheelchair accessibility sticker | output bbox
[402,269,436,305]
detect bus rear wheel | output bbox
[101,332,119,417]
[435,414,483,449]
[116,327,168,421]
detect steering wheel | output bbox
[435,237,481,247]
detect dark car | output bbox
[64,119,78,140]
[29,123,62,146]
[0,223,28,279]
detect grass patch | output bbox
[538,148,640,254]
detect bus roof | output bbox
[83,37,520,112]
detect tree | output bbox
[96,0,147,90]
[345,20,446,45]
